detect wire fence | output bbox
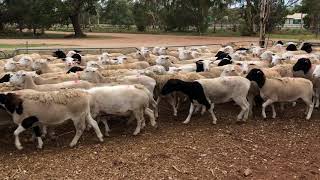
[1,39,320,60]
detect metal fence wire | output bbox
[1,39,320,60]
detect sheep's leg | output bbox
[144,108,157,127]
[280,103,285,111]
[133,110,143,135]
[183,102,195,124]
[233,97,249,121]
[316,95,320,109]
[14,125,25,150]
[86,113,104,142]
[262,99,274,119]
[126,115,135,126]
[209,103,217,124]
[168,94,178,116]
[200,105,206,115]
[155,96,161,118]
[247,95,254,117]
[271,104,276,119]
[101,119,110,137]
[42,125,48,138]
[302,97,314,120]
[193,105,201,114]
[70,118,86,147]
[33,126,43,149]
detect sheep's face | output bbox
[32,59,47,71]
[53,50,66,59]
[135,51,144,60]
[245,68,266,88]
[141,49,151,58]
[271,55,283,66]
[87,61,102,69]
[195,60,213,72]
[10,71,26,86]
[18,56,33,67]
[155,55,169,66]
[158,47,168,55]
[167,67,181,74]
[220,65,240,77]
[65,57,78,68]
[312,65,320,78]
[81,67,97,81]
[99,55,112,65]
[4,59,17,71]
[293,58,311,74]
[116,56,128,64]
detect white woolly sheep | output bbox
[86,84,157,136]
[0,89,103,150]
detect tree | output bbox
[301,0,320,37]
[59,0,98,37]
[101,0,133,28]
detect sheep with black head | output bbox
[246,68,314,119]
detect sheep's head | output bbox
[32,59,47,71]
[167,67,181,74]
[18,56,33,67]
[155,55,170,66]
[10,71,27,86]
[220,65,242,77]
[65,57,78,68]
[158,47,168,55]
[195,60,213,72]
[87,61,102,69]
[293,58,311,74]
[245,68,266,88]
[152,47,160,55]
[271,55,284,66]
[4,59,17,71]
[116,56,128,64]
[53,49,66,59]
[146,65,166,75]
[80,67,98,82]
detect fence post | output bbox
[26,41,29,54]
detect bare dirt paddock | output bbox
[1,101,320,179]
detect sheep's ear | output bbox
[165,57,169,60]
[62,58,66,61]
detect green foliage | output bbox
[132,1,149,32]
[301,0,320,35]
[101,0,133,27]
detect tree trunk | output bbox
[70,13,85,38]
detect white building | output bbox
[282,13,306,29]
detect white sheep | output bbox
[10,71,92,91]
[86,84,157,136]
[0,89,103,149]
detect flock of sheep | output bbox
[0,40,319,150]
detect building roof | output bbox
[286,13,307,20]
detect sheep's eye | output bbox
[231,69,235,72]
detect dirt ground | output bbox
[0,31,259,48]
[0,101,320,179]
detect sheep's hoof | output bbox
[104,132,110,137]
[272,115,276,119]
[16,145,23,150]
[182,120,190,124]
[99,137,104,142]
[69,142,77,148]
[152,123,158,129]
